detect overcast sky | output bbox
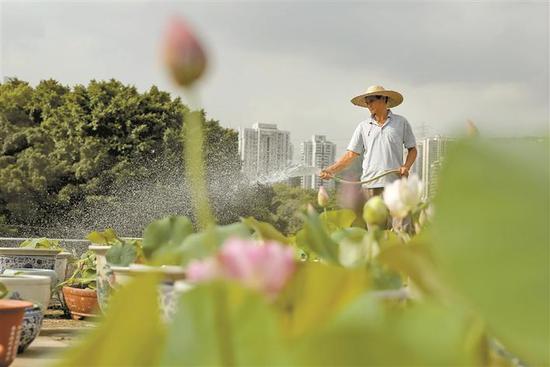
[1,0,548,157]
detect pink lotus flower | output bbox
[186,238,296,298]
[163,16,207,87]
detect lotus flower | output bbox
[383,175,424,219]
[163,16,207,87]
[186,238,296,298]
[317,185,329,208]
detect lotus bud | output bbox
[466,119,479,137]
[163,16,207,87]
[363,196,389,227]
[317,185,329,208]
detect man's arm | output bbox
[400,147,418,177]
[320,150,360,180]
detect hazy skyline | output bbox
[1,0,548,157]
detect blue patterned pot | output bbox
[18,305,43,353]
[0,248,61,273]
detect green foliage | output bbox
[429,138,549,365]
[18,237,63,250]
[268,183,338,235]
[160,283,286,366]
[105,242,138,267]
[292,295,485,366]
[0,78,247,236]
[295,210,340,263]
[86,228,120,245]
[240,216,290,244]
[142,215,194,259]
[56,273,166,367]
[59,250,97,289]
[0,282,7,299]
[275,262,369,337]
[175,223,251,266]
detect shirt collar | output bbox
[369,109,392,125]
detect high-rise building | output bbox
[238,123,292,178]
[410,140,424,179]
[301,135,336,190]
[420,136,452,199]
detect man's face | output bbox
[365,95,387,114]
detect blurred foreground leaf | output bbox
[296,211,340,263]
[274,262,369,337]
[319,209,356,233]
[294,294,486,366]
[56,272,166,367]
[142,215,194,259]
[160,283,288,366]
[431,138,549,365]
[241,216,291,244]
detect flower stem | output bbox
[182,90,233,366]
[183,91,215,230]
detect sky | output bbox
[1,0,549,158]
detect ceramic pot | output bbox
[0,248,61,273]
[0,299,33,366]
[0,275,51,312]
[108,264,188,320]
[17,305,43,353]
[54,252,73,283]
[62,286,99,320]
[2,269,58,291]
[88,245,111,313]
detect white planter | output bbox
[54,252,73,283]
[0,248,61,273]
[88,245,111,312]
[0,274,52,312]
[2,268,57,291]
[108,264,188,320]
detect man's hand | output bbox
[399,166,410,177]
[319,169,334,180]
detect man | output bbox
[320,85,417,202]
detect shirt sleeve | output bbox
[403,119,416,149]
[346,123,365,154]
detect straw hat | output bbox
[351,85,403,108]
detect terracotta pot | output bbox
[62,286,99,320]
[0,299,33,366]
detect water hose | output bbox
[330,168,401,185]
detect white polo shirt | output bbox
[347,110,416,188]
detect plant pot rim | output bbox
[112,264,186,281]
[0,299,33,311]
[62,285,96,294]
[88,245,111,253]
[0,247,61,256]
[0,274,52,285]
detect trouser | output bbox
[362,187,413,233]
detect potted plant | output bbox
[18,238,73,284]
[0,282,33,365]
[0,238,62,273]
[59,250,99,320]
[87,228,144,312]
